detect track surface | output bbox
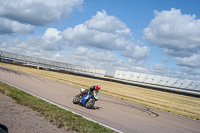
[0,67,200,133]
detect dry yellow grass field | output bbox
[1,62,200,120]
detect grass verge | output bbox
[0,81,114,133]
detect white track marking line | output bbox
[0,79,123,133]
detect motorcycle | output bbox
[73,88,99,109]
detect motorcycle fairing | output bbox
[80,94,93,105]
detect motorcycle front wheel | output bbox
[73,94,81,104]
[85,98,95,109]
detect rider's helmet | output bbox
[96,85,101,91]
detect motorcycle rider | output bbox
[80,85,101,96]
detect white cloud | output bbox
[62,10,149,59]
[122,45,150,60]
[12,28,63,51]
[1,36,199,79]
[0,9,150,76]
[143,8,200,79]
[67,47,119,63]
[0,29,63,54]
[0,9,151,76]
[42,28,62,42]
[62,10,131,50]
[85,10,131,35]
[40,28,62,51]
[0,18,34,35]
[0,38,37,52]
[2,10,149,62]
[143,8,200,57]
[149,63,168,74]
[181,66,200,80]
[50,47,123,75]
[0,37,62,61]
[176,54,200,67]
[0,0,83,26]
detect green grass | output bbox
[0,81,114,133]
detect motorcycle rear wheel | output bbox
[85,98,95,109]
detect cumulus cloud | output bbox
[181,66,200,76]
[26,29,63,51]
[0,37,62,61]
[0,38,37,52]
[62,10,131,49]
[0,9,151,76]
[149,63,168,74]
[122,45,150,60]
[42,28,62,42]
[67,47,119,63]
[0,18,34,35]
[176,54,200,67]
[62,10,149,59]
[1,9,150,61]
[0,28,63,54]
[85,10,131,35]
[175,53,200,78]
[0,0,83,26]
[143,8,200,77]
[41,28,62,51]
[143,8,200,57]
[50,47,124,75]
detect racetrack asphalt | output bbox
[0,67,200,133]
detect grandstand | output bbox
[0,50,105,78]
[114,70,200,96]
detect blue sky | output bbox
[0,0,200,80]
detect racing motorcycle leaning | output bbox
[73,88,99,109]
